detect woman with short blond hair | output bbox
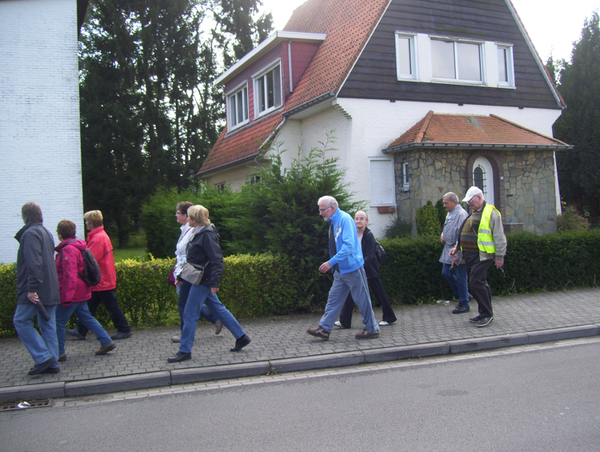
[168,205,250,362]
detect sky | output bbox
[258,0,599,63]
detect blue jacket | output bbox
[327,208,363,275]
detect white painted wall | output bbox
[0,0,84,263]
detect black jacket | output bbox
[185,224,223,288]
[361,227,380,279]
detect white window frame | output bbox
[226,82,249,130]
[395,32,417,80]
[253,59,282,118]
[394,32,516,89]
[430,37,485,85]
[401,162,410,191]
[369,158,396,206]
[496,43,515,88]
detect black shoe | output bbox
[475,316,494,327]
[469,315,482,323]
[231,334,251,352]
[28,357,57,375]
[452,304,470,314]
[111,331,132,340]
[66,328,86,340]
[168,351,191,363]
[41,366,60,374]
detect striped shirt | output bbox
[460,210,482,253]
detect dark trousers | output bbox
[339,277,397,328]
[463,252,494,318]
[77,289,131,336]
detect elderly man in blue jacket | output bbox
[307,196,380,340]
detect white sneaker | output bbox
[171,335,181,343]
[378,321,390,326]
[334,321,342,327]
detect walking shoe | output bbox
[334,320,342,327]
[214,320,223,335]
[230,334,251,352]
[95,342,117,355]
[111,331,132,340]
[469,315,482,323]
[28,357,57,375]
[378,321,389,326]
[307,327,330,340]
[168,351,191,363]
[41,366,60,374]
[171,335,181,343]
[452,304,470,314]
[66,328,86,340]
[58,354,67,362]
[355,329,380,339]
[475,316,494,327]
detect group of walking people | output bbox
[14,186,506,374]
[14,203,131,375]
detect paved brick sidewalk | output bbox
[1,287,599,401]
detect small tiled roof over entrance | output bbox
[383,112,572,153]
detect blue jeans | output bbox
[179,284,245,354]
[56,301,112,355]
[319,267,379,334]
[13,304,59,366]
[441,263,469,305]
[177,280,218,331]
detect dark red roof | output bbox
[199,113,283,176]
[385,112,570,151]
[199,0,390,176]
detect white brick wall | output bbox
[0,0,84,263]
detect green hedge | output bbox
[379,229,600,304]
[1,230,599,336]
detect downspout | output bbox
[288,41,293,92]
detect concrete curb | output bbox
[2,324,598,402]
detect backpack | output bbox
[60,243,102,287]
[374,240,387,264]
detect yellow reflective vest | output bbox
[478,204,501,253]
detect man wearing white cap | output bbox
[450,187,506,327]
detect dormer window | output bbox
[227,83,249,130]
[254,60,282,117]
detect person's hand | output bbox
[174,280,183,286]
[27,292,39,304]
[451,258,461,268]
[495,256,504,269]
[449,246,457,257]
[440,234,446,245]
[319,262,332,273]
[211,287,219,295]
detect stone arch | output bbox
[466,151,504,213]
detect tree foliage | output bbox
[553,11,600,222]
[79,0,273,245]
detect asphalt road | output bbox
[2,337,599,452]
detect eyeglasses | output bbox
[319,206,332,213]
[175,212,182,215]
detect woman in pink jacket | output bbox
[55,220,116,361]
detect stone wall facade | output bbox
[394,148,559,235]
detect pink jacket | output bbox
[87,226,117,291]
[55,239,92,305]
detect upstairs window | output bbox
[497,44,515,87]
[395,33,417,79]
[431,39,482,83]
[254,61,282,116]
[227,83,248,130]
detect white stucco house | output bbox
[199,0,571,237]
[0,0,88,263]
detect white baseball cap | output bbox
[462,186,483,202]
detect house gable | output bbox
[339,0,563,110]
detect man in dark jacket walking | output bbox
[13,202,61,375]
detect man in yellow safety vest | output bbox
[450,186,507,327]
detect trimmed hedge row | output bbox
[1,230,599,337]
